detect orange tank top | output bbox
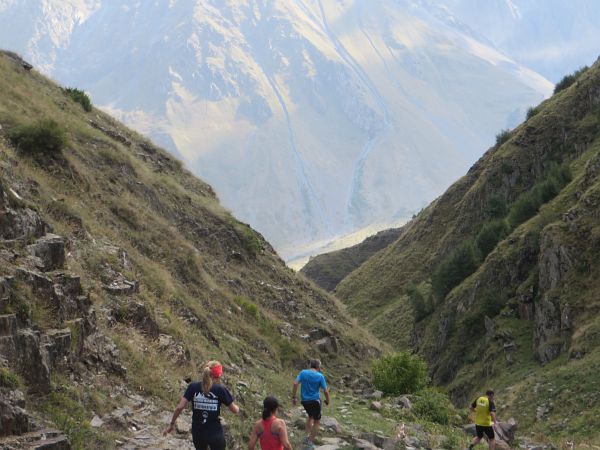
[259,416,283,450]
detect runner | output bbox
[164,360,240,450]
[292,359,330,449]
[248,396,292,450]
[468,389,497,450]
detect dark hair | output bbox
[486,389,495,396]
[262,396,280,420]
[309,359,321,369]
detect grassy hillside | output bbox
[300,228,402,291]
[335,57,600,444]
[0,51,387,448]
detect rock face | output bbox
[534,230,573,363]
[27,234,66,272]
[0,389,31,437]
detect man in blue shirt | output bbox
[292,359,330,448]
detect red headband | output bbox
[210,364,223,378]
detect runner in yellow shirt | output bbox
[468,389,497,450]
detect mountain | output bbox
[0,50,384,449]
[300,227,403,291]
[332,58,600,442]
[425,0,600,82]
[0,0,553,259]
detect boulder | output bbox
[315,336,338,354]
[0,389,32,437]
[27,234,65,271]
[352,438,379,450]
[83,332,126,376]
[396,395,412,409]
[308,328,331,341]
[369,401,382,411]
[319,416,342,434]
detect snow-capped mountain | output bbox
[0,0,558,259]
[425,0,600,82]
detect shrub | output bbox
[413,388,450,424]
[406,284,432,321]
[526,106,540,119]
[484,195,508,219]
[7,119,67,155]
[0,368,20,389]
[554,66,589,95]
[475,220,508,258]
[508,163,572,228]
[372,352,428,395]
[64,87,92,112]
[233,296,259,318]
[432,241,478,300]
[481,291,504,318]
[234,223,263,257]
[495,129,511,147]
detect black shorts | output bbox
[476,425,495,440]
[192,432,226,450]
[302,400,322,420]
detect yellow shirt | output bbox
[473,396,495,426]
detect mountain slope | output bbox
[0,0,552,259]
[300,227,402,291]
[0,51,382,449]
[335,58,600,442]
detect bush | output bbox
[0,368,20,389]
[484,195,508,219]
[64,87,92,112]
[495,129,511,147]
[554,66,589,95]
[372,352,428,395]
[475,220,508,258]
[432,241,478,300]
[407,284,432,322]
[508,163,572,228]
[233,296,259,318]
[413,388,450,425]
[526,106,540,119]
[7,119,67,155]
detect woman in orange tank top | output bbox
[248,396,292,450]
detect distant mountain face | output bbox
[426,0,600,82]
[0,0,554,259]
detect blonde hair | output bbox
[202,360,221,395]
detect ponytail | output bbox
[262,408,271,420]
[261,396,280,420]
[202,365,212,395]
[202,360,221,395]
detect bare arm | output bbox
[278,419,293,450]
[248,422,260,450]
[491,411,497,425]
[163,397,189,436]
[323,388,330,405]
[229,402,240,414]
[292,380,299,405]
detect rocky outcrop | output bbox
[534,230,574,363]
[27,234,65,272]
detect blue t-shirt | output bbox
[184,382,234,438]
[296,369,327,402]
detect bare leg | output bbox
[305,417,313,438]
[470,436,481,449]
[489,438,495,450]
[309,419,320,443]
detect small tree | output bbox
[7,119,67,155]
[495,129,511,147]
[64,87,93,112]
[372,352,428,395]
[475,220,508,258]
[432,241,478,300]
[554,66,589,95]
[413,388,450,424]
[406,284,432,321]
